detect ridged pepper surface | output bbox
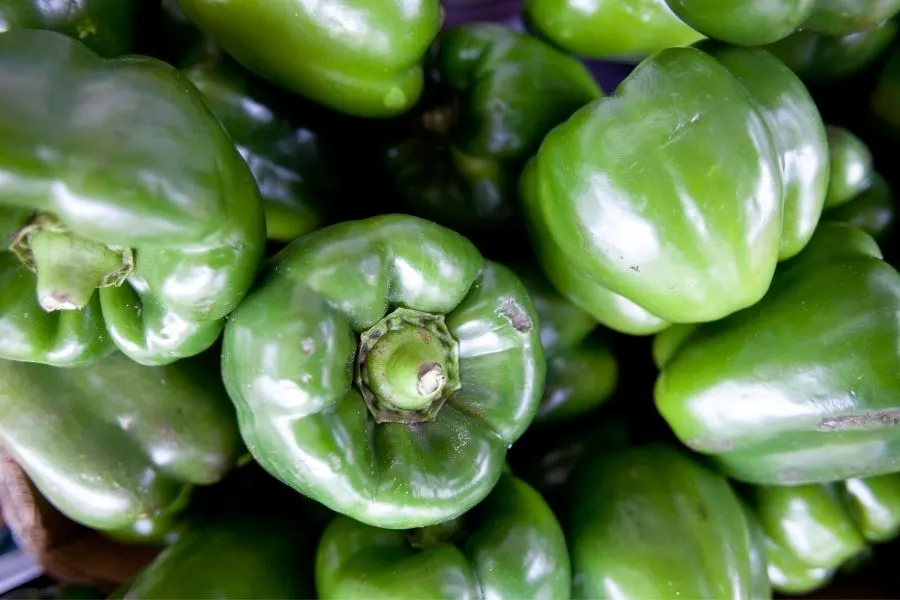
[763,20,898,83]
[665,0,900,46]
[567,444,771,599]
[748,475,900,594]
[175,0,442,118]
[0,30,265,367]
[523,0,704,61]
[521,43,828,335]
[0,352,240,536]
[385,23,601,240]
[179,42,340,243]
[222,215,544,529]
[315,472,569,599]
[655,223,900,485]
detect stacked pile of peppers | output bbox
[1,0,900,598]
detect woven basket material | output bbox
[0,447,159,593]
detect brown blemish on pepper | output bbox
[496,297,533,333]
[817,409,900,431]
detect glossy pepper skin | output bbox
[175,0,442,118]
[180,42,339,243]
[521,44,827,336]
[665,0,900,46]
[513,266,617,427]
[0,0,140,57]
[523,0,704,61]
[315,472,570,599]
[703,42,829,260]
[820,126,894,242]
[655,223,900,485]
[120,514,315,599]
[0,30,265,367]
[0,352,240,535]
[749,475,900,594]
[567,444,770,599]
[222,214,544,529]
[825,126,875,209]
[763,20,898,83]
[823,173,895,242]
[806,0,900,35]
[385,23,601,241]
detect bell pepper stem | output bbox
[417,363,445,396]
[356,307,461,424]
[10,214,134,312]
[364,328,449,411]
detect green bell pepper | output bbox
[120,513,315,599]
[384,23,601,240]
[0,30,265,367]
[0,0,139,57]
[102,507,189,547]
[179,42,339,243]
[315,472,570,599]
[221,214,544,529]
[523,0,705,61]
[513,266,617,427]
[654,223,900,485]
[823,173,895,241]
[175,0,442,118]
[762,534,834,595]
[762,20,898,83]
[702,42,829,261]
[521,44,827,335]
[819,126,894,241]
[665,0,900,46]
[567,443,770,599]
[842,475,900,541]
[0,352,240,535]
[806,0,900,35]
[825,126,874,209]
[750,475,900,594]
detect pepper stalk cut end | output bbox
[355,307,461,424]
[416,362,445,397]
[10,214,134,312]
